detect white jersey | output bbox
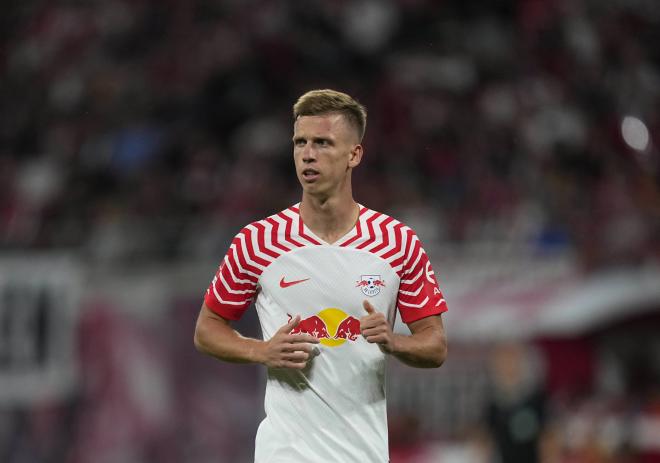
[204,203,447,462]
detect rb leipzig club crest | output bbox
[356,275,385,297]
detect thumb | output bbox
[363,300,376,314]
[282,314,300,333]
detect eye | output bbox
[294,139,306,147]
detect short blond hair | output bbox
[293,89,367,141]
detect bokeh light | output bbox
[621,116,650,152]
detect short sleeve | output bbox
[397,234,448,324]
[204,229,260,320]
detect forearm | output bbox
[390,324,447,368]
[194,308,266,364]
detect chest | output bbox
[258,247,399,321]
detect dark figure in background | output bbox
[485,342,548,463]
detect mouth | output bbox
[301,168,320,182]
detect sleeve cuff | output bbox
[204,293,248,321]
[399,299,448,324]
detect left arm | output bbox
[360,300,447,368]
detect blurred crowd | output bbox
[388,340,660,463]
[1,1,660,462]
[1,0,658,269]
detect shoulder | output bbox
[359,205,418,239]
[228,204,316,257]
[233,204,300,236]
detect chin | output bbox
[301,183,319,193]
[301,183,328,197]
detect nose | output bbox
[302,145,316,163]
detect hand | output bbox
[360,300,395,353]
[261,315,320,369]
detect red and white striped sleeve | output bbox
[397,231,448,324]
[204,227,262,320]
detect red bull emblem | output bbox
[288,308,361,347]
[288,314,330,339]
[355,275,385,297]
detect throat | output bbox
[314,227,353,245]
[299,199,360,245]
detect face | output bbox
[292,113,363,198]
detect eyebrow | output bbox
[292,136,333,144]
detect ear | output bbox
[348,144,363,168]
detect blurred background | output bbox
[1,0,659,462]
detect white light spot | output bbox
[622,116,650,151]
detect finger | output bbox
[363,300,376,314]
[364,333,388,344]
[361,326,387,338]
[284,362,307,370]
[287,334,320,344]
[279,314,300,334]
[281,342,316,353]
[282,351,310,362]
[280,360,308,370]
[281,333,319,344]
[360,319,377,331]
[360,314,386,330]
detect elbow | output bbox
[193,322,209,354]
[431,336,448,368]
[193,329,204,353]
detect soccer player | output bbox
[194,89,448,462]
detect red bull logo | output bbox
[288,308,360,347]
[355,275,385,297]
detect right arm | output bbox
[197,227,318,369]
[194,303,319,369]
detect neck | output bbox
[299,191,359,244]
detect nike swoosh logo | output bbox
[279,277,310,288]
